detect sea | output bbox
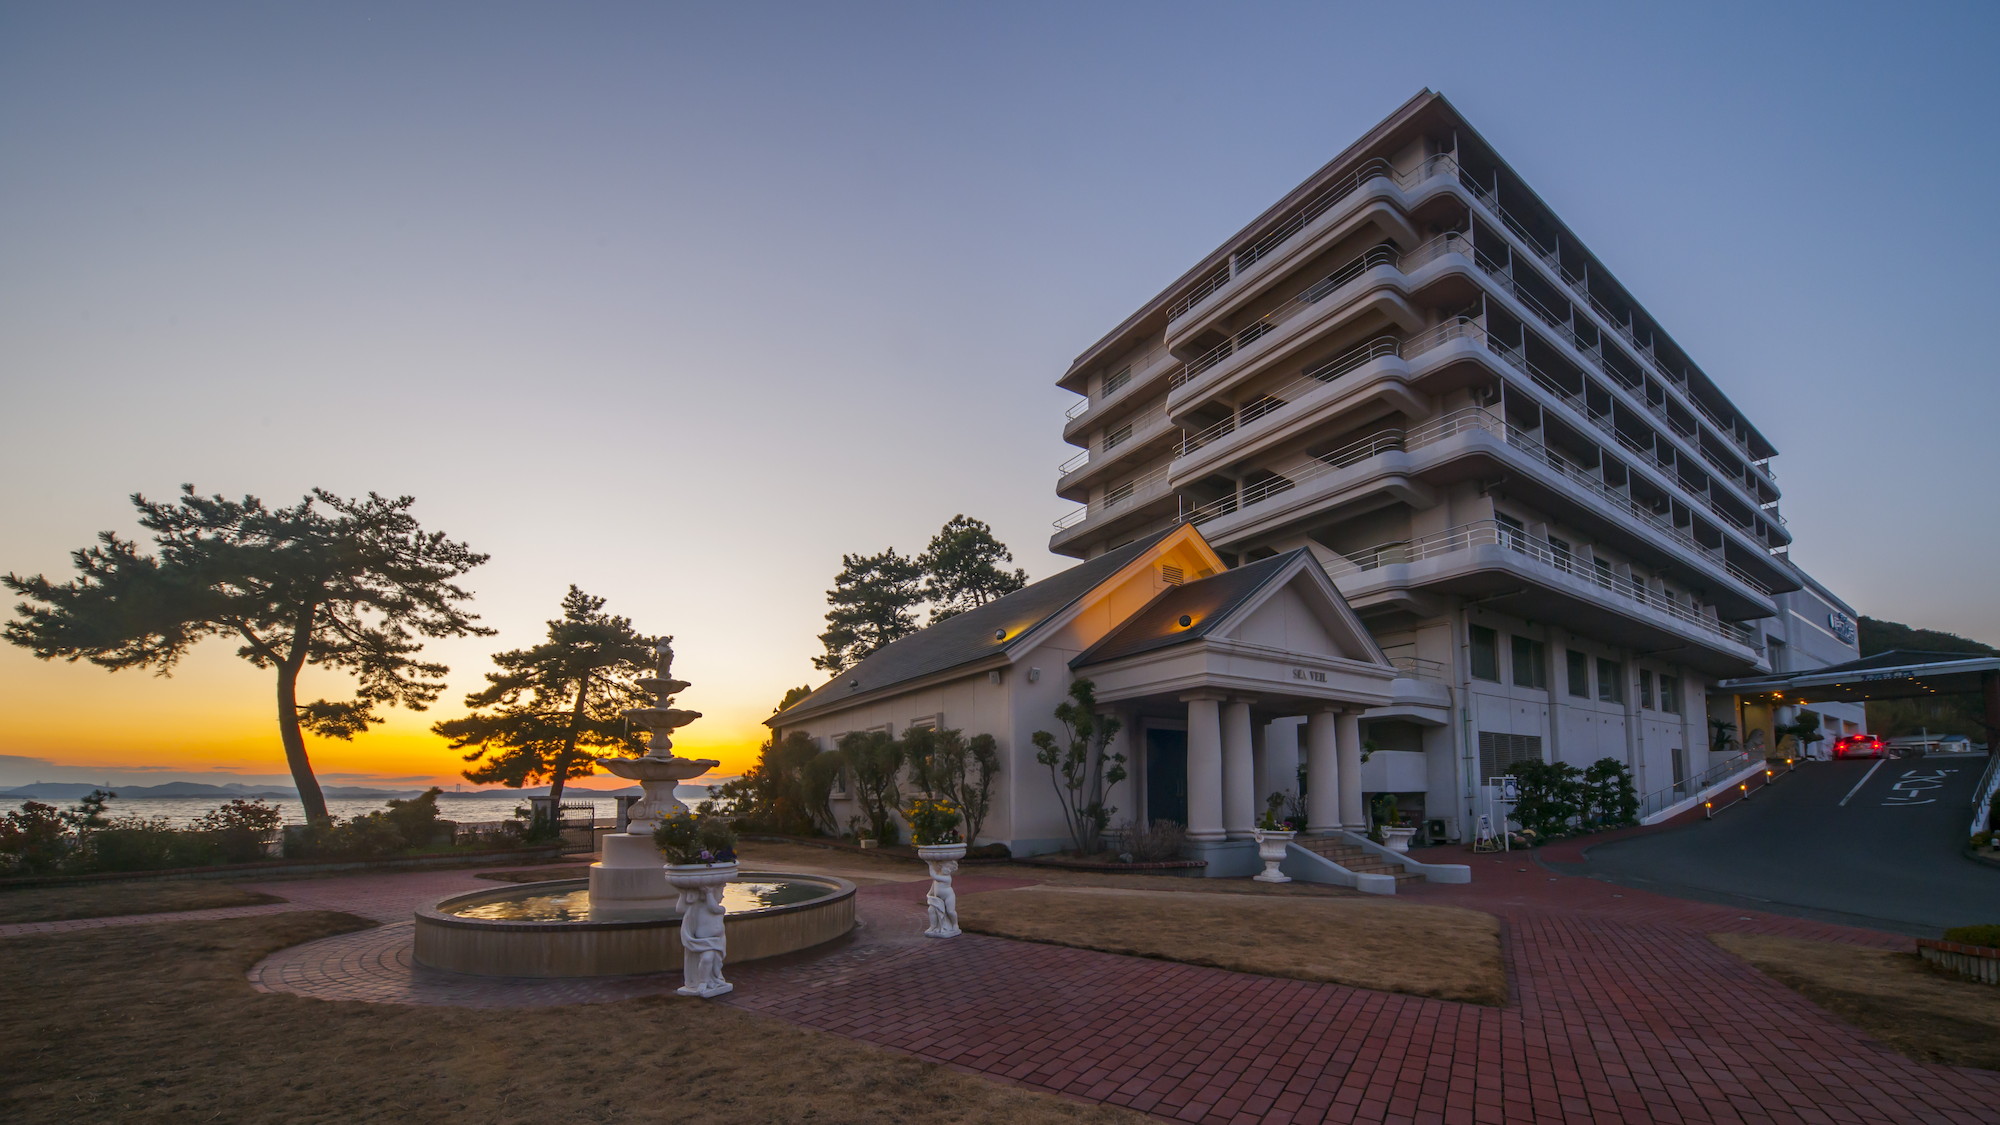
[11,787,717,828]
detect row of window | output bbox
[1469,626,1681,712]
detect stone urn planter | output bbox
[1382,826,1417,853]
[1252,829,1295,883]
[916,842,967,937]
[665,861,738,997]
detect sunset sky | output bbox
[3,2,1996,793]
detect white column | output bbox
[1222,700,1256,839]
[1337,711,1366,831]
[1184,694,1225,842]
[1305,708,1341,834]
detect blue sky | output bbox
[2,1,1995,783]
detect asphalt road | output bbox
[1560,755,1999,936]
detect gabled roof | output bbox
[771,531,1172,726]
[1070,549,1308,668]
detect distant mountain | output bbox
[1,781,411,801]
[1856,616,1999,739]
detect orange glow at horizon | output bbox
[0,643,771,787]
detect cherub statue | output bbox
[676,883,732,997]
[924,859,960,938]
[655,636,676,678]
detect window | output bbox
[1478,731,1544,782]
[1660,675,1682,714]
[1593,556,1615,589]
[824,735,850,797]
[1548,535,1573,575]
[1470,625,1500,681]
[1511,635,1547,689]
[1566,649,1590,698]
[1496,513,1527,551]
[1105,481,1134,507]
[1597,658,1624,703]
[1103,422,1133,451]
[1103,366,1131,396]
[1639,669,1655,709]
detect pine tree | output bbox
[4,486,491,823]
[432,587,658,803]
[813,549,923,672]
[918,515,1028,623]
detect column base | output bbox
[1179,838,1260,878]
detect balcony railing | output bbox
[1167,234,1468,396]
[1387,654,1450,683]
[1050,462,1175,531]
[1319,519,1762,651]
[1064,397,1090,420]
[1457,174,1770,468]
[1161,154,1461,327]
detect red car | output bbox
[1832,733,1887,759]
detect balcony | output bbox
[1318,519,1767,669]
[1055,404,1179,495]
[1049,463,1178,552]
[1455,175,1776,473]
[1161,154,1463,329]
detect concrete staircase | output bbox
[1293,835,1423,883]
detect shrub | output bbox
[1942,924,2000,948]
[85,816,224,871]
[966,842,1011,860]
[1581,759,1638,829]
[191,799,283,863]
[0,802,74,874]
[1117,818,1188,863]
[1510,760,1585,839]
[653,812,737,865]
[903,797,962,846]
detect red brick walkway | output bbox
[32,851,1996,1123]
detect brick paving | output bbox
[16,846,1998,1122]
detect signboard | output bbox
[1828,612,1856,644]
[1493,775,1521,803]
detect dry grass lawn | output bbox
[0,879,279,923]
[0,911,1148,1124]
[1713,933,2000,1072]
[959,885,1506,1005]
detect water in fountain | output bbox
[587,637,721,912]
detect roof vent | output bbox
[1161,564,1184,586]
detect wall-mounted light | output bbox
[1027,667,1042,683]
[994,628,1007,641]
[987,670,1002,685]
[1177,614,1193,628]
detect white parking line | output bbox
[1838,759,1886,806]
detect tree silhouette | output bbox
[918,515,1027,623]
[433,586,658,803]
[3,486,491,823]
[813,549,923,672]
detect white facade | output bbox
[770,527,1398,867]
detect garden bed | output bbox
[1015,853,1206,873]
[0,845,566,890]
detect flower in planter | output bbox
[653,812,738,866]
[902,797,963,847]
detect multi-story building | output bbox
[1050,90,1843,839]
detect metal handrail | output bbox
[1387,654,1450,682]
[1164,242,1401,393]
[1058,448,1089,475]
[1635,750,1756,821]
[1319,519,1761,650]
[1064,397,1090,420]
[1165,265,1233,323]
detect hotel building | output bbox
[1047,90,1858,840]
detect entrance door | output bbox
[1145,728,1188,827]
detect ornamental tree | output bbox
[432,586,658,804]
[4,486,491,824]
[905,725,1001,844]
[1031,678,1126,855]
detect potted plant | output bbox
[1252,807,1295,883]
[1372,794,1416,853]
[848,816,878,850]
[654,812,739,997]
[904,797,965,937]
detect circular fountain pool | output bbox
[414,872,856,978]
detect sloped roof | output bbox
[772,531,1171,725]
[1071,549,1308,669]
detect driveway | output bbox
[1558,755,1996,935]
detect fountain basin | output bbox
[413,872,855,977]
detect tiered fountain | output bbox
[412,639,857,978]
[588,639,717,914]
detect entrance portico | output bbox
[1070,548,1397,871]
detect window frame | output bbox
[1469,624,1501,682]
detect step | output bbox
[1292,837,1425,880]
